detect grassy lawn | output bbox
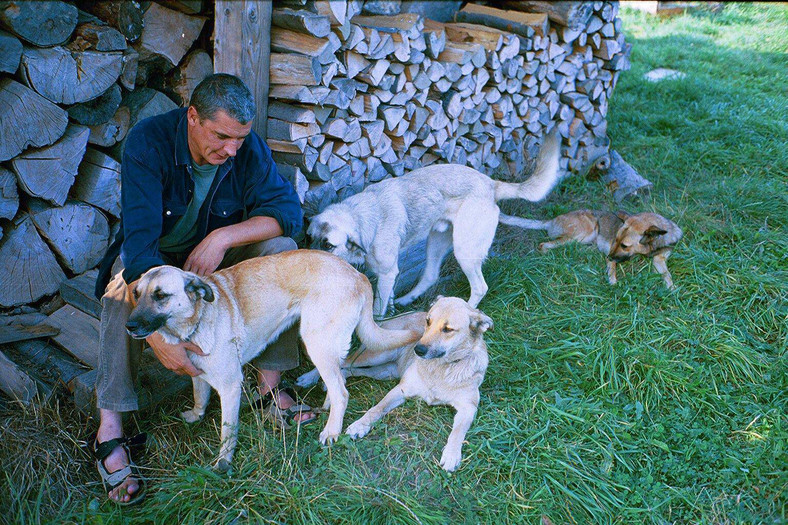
[2,3,786,524]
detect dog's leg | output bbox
[374,269,398,318]
[652,253,674,289]
[181,376,211,423]
[346,362,400,381]
[346,385,407,439]
[606,259,618,285]
[440,401,478,472]
[214,381,242,473]
[309,349,348,444]
[453,201,499,308]
[395,228,453,307]
[538,237,573,252]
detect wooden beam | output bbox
[215,1,272,139]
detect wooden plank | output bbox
[0,350,37,403]
[215,1,272,138]
[43,305,100,368]
[0,324,60,346]
[60,269,102,319]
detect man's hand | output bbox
[184,230,229,276]
[147,332,206,376]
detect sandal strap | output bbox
[93,432,147,461]
[282,403,315,426]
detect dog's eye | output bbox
[321,239,335,251]
[132,287,140,299]
[153,290,171,301]
[442,326,454,333]
[425,318,431,327]
[621,243,630,249]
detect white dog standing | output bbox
[307,131,561,317]
[343,297,492,472]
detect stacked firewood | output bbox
[267,0,630,216]
[0,0,211,405]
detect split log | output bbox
[28,199,110,275]
[0,79,68,162]
[111,88,178,159]
[0,167,19,221]
[81,0,144,42]
[268,102,317,124]
[303,180,337,216]
[69,21,127,51]
[277,164,309,204]
[162,49,212,106]
[59,269,102,319]
[271,26,336,64]
[0,29,22,73]
[11,124,90,206]
[0,0,78,47]
[133,2,206,68]
[268,118,321,141]
[67,84,122,126]
[502,1,595,31]
[119,47,139,90]
[272,8,331,38]
[43,305,100,368]
[72,148,122,218]
[272,149,319,174]
[270,52,322,85]
[0,350,37,403]
[87,105,130,147]
[19,46,123,105]
[0,215,66,308]
[9,339,86,395]
[158,0,205,15]
[456,3,548,40]
[0,323,59,346]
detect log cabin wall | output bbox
[0,0,630,407]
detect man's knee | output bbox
[253,236,297,257]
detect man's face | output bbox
[187,106,253,166]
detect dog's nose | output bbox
[414,344,428,357]
[125,319,140,332]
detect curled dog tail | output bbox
[355,279,420,353]
[494,129,561,202]
[498,214,550,230]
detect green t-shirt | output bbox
[159,161,219,253]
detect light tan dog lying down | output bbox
[301,297,492,471]
[126,250,420,472]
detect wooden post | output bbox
[214,1,272,139]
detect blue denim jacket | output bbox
[95,108,303,298]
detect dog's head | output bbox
[609,212,681,261]
[126,266,214,339]
[413,297,493,360]
[306,206,366,266]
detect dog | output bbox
[330,297,492,472]
[125,250,420,472]
[499,210,682,288]
[307,131,562,317]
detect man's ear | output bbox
[185,275,215,302]
[470,311,494,336]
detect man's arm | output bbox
[183,216,283,276]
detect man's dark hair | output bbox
[189,73,256,124]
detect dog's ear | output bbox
[641,225,668,243]
[615,210,631,221]
[469,311,494,336]
[429,295,445,308]
[185,275,215,302]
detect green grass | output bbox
[2,3,787,524]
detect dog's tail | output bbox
[498,214,550,230]
[355,281,420,353]
[493,129,561,202]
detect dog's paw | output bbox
[537,243,547,253]
[345,420,371,440]
[213,458,232,474]
[295,369,321,388]
[440,447,462,472]
[180,409,204,424]
[319,427,341,445]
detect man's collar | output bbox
[174,108,192,166]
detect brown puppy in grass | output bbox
[500,210,682,288]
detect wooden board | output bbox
[0,349,37,403]
[60,270,102,319]
[0,324,60,346]
[43,305,101,368]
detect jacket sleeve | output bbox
[120,141,167,284]
[243,134,304,238]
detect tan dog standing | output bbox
[126,250,420,471]
[343,297,492,472]
[500,210,682,288]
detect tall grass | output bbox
[1,3,786,524]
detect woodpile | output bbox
[0,0,211,408]
[0,0,631,409]
[266,0,630,216]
